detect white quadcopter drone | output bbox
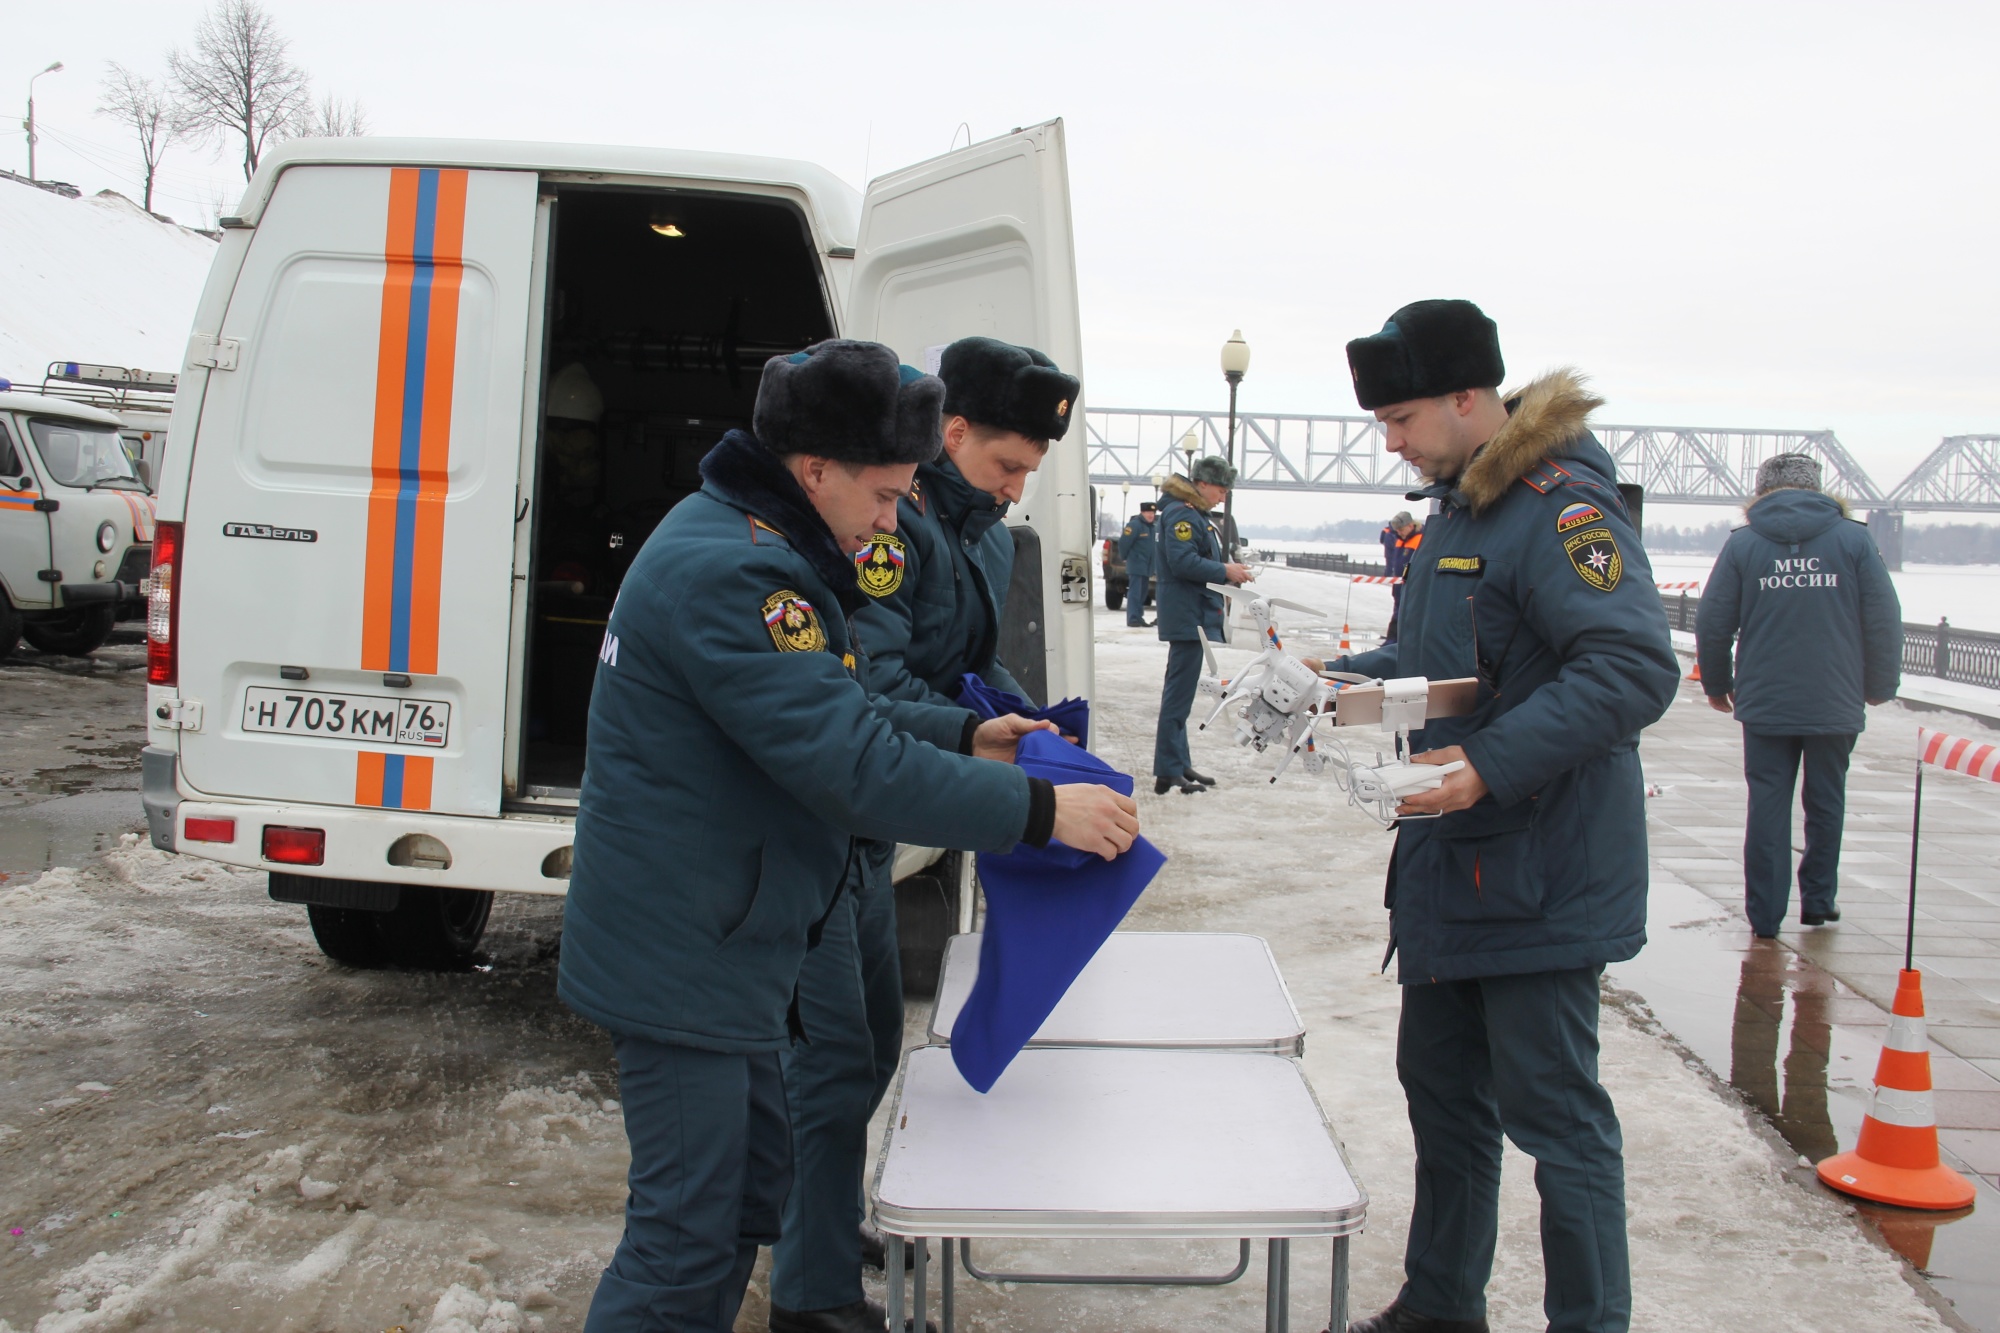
[1195,583,1478,824]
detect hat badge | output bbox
[1055,398,1069,418]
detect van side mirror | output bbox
[136,459,155,491]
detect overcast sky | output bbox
[9,1,1997,528]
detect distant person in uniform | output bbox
[1695,453,1902,939]
[1327,300,1678,1333]
[1381,509,1422,643]
[780,336,1079,1332]
[1151,454,1252,794]
[1119,499,1159,626]
[560,340,1136,1333]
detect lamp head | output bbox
[1220,328,1251,381]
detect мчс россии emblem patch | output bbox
[854,534,906,598]
[763,590,827,652]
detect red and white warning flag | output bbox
[1347,575,1403,585]
[1918,727,2000,783]
[1656,581,1702,590]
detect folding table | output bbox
[873,1046,1367,1333]
[927,930,1307,1056]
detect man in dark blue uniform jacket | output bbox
[560,340,1137,1333]
[1150,457,1254,794]
[775,337,1079,1329]
[1119,500,1158,626]
[1696,453,1901,938]
[1326,302,1678,1333]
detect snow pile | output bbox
[0,178,216,386]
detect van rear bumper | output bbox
[170,796,576,896]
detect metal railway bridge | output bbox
[1083,408,2000,515]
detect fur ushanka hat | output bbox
[1190,455,1238,488]
[938,336,1081,442]
[1346,299,1505,411]
[753,340,944,465]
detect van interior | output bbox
[518,186,836,797]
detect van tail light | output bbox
[185,817,236,844]
[148,521,182,686]
[262,826,325,865]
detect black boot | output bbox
[1183,767,1217,787]
[1344,1299,1490,1333]
[769,1296,936,1333]
[1154,775,1204,795]
[858,1220,919,1271]
[1802,907,1841,926]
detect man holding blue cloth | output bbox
[560,340,1137,1333]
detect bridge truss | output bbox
[1084,408,1994,512]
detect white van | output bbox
[143,124,1093,970]
[38,361,179,493]
[0,389,158,658]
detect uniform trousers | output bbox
[770,850,904,1311]
[1742,729,1856,935]
[1152,637,1209,778]
[584,1037,790,1333]
[1396,966,1630,1333]
[1125,573,1152,625]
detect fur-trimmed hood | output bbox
[1161,474,1213,512]
[1457,368,1605,514]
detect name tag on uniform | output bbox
[1435,555,1484,575]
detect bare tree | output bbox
[96,63,193,214]
[168,0,311,182]
[292,91,368,139]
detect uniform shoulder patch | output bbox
[1562,527,1623,592]
[1121,524,1132,536]
[1555,500,1603,533]
[763,590,828,652]
[1173,519,1194,541]
[908,480,926,515]
[854,534,906,598]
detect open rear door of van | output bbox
[176,165,538,817]
[846,119,1092,706]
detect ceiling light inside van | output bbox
[649,213,685,238]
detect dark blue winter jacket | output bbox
[1695,489,1902,735]
[1119,512,1157,577]
[1154,476,1229,643]
[560,433,1050,1052]
[851,455,1027,706]
[1333,371,1679,983]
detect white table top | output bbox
[928,931,1305,1056]
[872,1047,1366,1239]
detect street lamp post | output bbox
[25,61,63,183]
[1219,329,1251,549]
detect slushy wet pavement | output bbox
[1626,671,2000,1329]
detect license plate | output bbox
[242,686,451,749]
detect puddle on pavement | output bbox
[0,790,147,884]
[1610,876,1998,1331]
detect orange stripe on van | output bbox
[355,750,387,807]
[400,755,435,811]
[362,168,422,673]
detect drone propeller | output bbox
[1204,582,1252,600]
[1267,597,1326,619]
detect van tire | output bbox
[307,887,495,970]
[22,604,117,657]
[1104,580,1124,611]
[0,597,20,660]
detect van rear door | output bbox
[176,165,538,817]
[845,119,1092,705]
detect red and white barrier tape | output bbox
[1919,728,2000,783]
[1347,575,1403,585]
[1657,581,1702,590]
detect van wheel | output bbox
[0,597,20,660]
[307,887,494,970]
[22,604,117,657]
[1105,581,1124,611]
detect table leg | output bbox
[1266,1240,1281,1333]
[887,1235,904,1332]
[942,1237,955,1333]
[1329,1234,1350,1333]
[1278,1238,1291,1333]
[914,1232,928,1332]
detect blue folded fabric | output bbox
[955,673,1091,748]
[953,731,1166,1092]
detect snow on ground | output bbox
[0,603,1952,1331]
[0,176,216,385]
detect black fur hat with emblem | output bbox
[753,339,945,465]
[1345,299,1505,411]
[938,336,1081,442]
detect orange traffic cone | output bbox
[1688,658,1702,682]
[1339,624,1353,651]
[1816,969,1976,1210]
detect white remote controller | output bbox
[1350,758,1465,804]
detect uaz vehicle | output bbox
[0,386,157,658]
[143,126,1093,974]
